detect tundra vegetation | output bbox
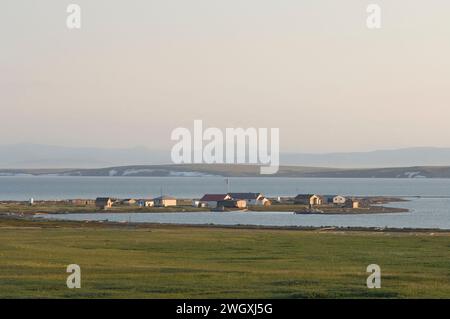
[0,217,449,298]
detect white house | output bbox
[310,195,325,206]
[228,193,271,206]
[333,195,347,205]
[137,199,154,207]
[192,199,208,208]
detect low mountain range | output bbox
[1,164,450,178]
[1,144,450,178]
[2,144,450,168]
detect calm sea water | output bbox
[39,198,450,229]
[1,176,449,229]
[1,176,450,200]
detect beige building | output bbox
[154,196,177,207]
[310,195,325,206]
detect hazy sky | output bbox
[2,0,450,153]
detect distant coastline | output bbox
[1,164,450,178]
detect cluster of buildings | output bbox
[291,194,362,208]
[194,192,271,209]
[93,193,361,210]
[95,196,177,210]
[94,192,271,210]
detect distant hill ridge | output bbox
[2,144,450,168]
[1,164,450,178]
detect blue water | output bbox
[38,198,450,230]
[1,176,450,200]
[1,176,449,229]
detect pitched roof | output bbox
[228,192,262,200]
[200,194,229,202]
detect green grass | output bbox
[0,202,405,214]
[0,218,449,298]
[0,202,209,214]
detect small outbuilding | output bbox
[95,197,113,210]
[137,199,154,207]
[310,195,326,206]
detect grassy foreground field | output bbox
[0,218,449,298]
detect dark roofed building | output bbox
[322,195,336,204]
[228,193,261,200]
[228,192,271,206]
[200,194,231,202]
[217,199,247,209]
[95,197,113,210]
[294,194,314,205]
[199,194,231,208]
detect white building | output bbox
[333,195,347,205]
[228,193,271,206]
[137,199,154,207]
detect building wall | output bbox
[96,200,112,209]
[139,201,154,207]
[333,196,347,204]
[162,199,177,207]
[294,196,312,205]
[206,201,218,208]
[217,200,247,209]
[71,199,95,206]
[310,196,323,206]
[236,200,247,208]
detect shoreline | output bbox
[4,205,409,215]
[0,196,410,215]
[1,214,449,233]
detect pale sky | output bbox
[1,0,450,153]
